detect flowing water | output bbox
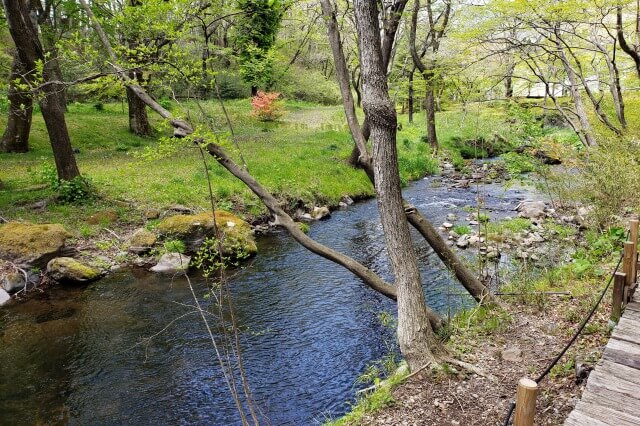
[0,175,540,425]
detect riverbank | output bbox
[326,194,629,425]
[0,99,539,302]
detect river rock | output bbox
[516,200,546,219]
[128,228,157,254]
[46,257,101,284]
[446,213,458,221]
[156,211,257,256]
[311,206,331,220]
[1,271,25,293]
[150,253,191,274]
[0,222,72,269]
[456,235,470,248]
[0,289,10,306]
[442,222,454,229]
[341,195,354,206]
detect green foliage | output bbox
[163,239,186,254]
[453,225,471,235]
[192,235,251,277]
[500,152,536,175]
[274,67,341,105]
[233,0,286,89]
[36,162,94,203]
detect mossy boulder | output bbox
[128,228,157,254]
[86,210,119,225]
[157,211,257,257]
[46,257,101,284]
[0,222,73,268]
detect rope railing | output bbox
[502,220,638,426]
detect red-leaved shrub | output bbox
[251,91,284,122]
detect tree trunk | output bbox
[127,72,153,136]
[505,62,515,98]
[554,31,597,147]
[425,81,438,150]
[251,86,258,96]
[320,0,496,307]
[1,58,32,153]
[408,68,414,123]
[356,0,442,370]
[3,0,80,180]
[617,6,640,79]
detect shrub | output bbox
[251,91,284,122]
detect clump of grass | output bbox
[453,225,471,235]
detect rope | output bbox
[502,237,627,426]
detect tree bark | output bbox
[1,57,32,153]
[127,72,153,136]
[425,80,438,151]
[356,0,442,370]
[553,29,597,147]
[408,67,414,123]
[617,5,640,79]
[3,0,80,180]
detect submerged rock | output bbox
[0,222,72,268]
[150,253,191,274]
[46,257,101,284]
[157,211,257,256]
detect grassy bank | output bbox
[0,99,519,231]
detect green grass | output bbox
[0,99,531,232]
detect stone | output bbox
[501,347,523,363]
[338,202,348,208]
[446,213,458,221]
[456,236,470,249]
[86,210,118,225]
[144,209,161,220]
[0,222,72,269]
[0,289,10,306]
[128,228,157,254]
[1,271,25,293]
[442,222,454,229]
[516,200,546,219]
[150,253,191,274]
[341,195,354,206]
[156,211,257,256]
[46,257,101,284]
[311,206,331,220]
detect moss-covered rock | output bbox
[128,228,157,254]
[86,210,118,225]
[157,211,257,257]
[46,257,101,284]
[0,222,72,268]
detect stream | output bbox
[0,173,540,425]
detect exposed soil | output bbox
[358,294,613,425]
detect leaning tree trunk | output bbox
[356,0,442,370]
[127,72,153,136]
[2,0,80,180]
[1,58,32,153]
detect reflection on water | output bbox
[0,176,536,425]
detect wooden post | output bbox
[631,220,639,287]
[514,377,538,426]
[624,242,634,296]
[612,272,626,322]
